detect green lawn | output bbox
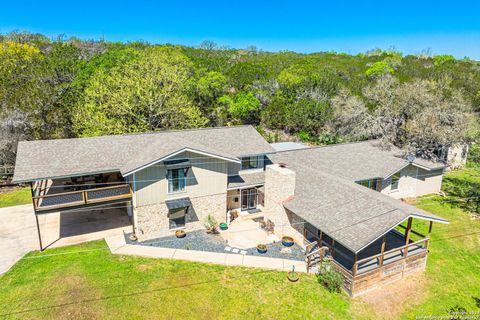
[399,195,480,319]
[0,169,479,319]
[0,187,31,208]
[0,241,369,320]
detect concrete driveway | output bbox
[0,204,132,275]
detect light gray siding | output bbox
[381,164,443,199]
[415,168,443,196]
[134,151,229,207]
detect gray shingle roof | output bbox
[270,143,448,253]
[275,140,445,181]
[13,126,275,182]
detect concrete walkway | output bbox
[106,233,307,273]
[0,204,131,275]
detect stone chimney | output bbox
[264,163,296,208]
[264,163,301,241]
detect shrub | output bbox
[316,260,344,293]
[365,61,394,78]
[204,214,219,234]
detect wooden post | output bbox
[30,182,44,251]
[404,217,412,257]
[331,239,335,258]
[319,231,323,245]
[352,253,358,276]
[425,221,433,249]
[379,234,387,267]
[35,214,43,251]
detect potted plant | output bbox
[219,222,228,231]
[175,230,186,238]
[287,266,299,282]
[281,236,295,247]
[257,244,267,254]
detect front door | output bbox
[241,188,257,211]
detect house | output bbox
[434,143,469,170]
[12,125,448,296]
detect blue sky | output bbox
[2,0,480,59]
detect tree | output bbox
[218,92,261,124]
[192,70,228,124]
[74,47,208,136]
[332,75,473,160]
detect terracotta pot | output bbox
[175,230,186,238]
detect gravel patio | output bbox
[124,230,305,261]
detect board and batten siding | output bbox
[134,151,229,207]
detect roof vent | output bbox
[278,163,287,168]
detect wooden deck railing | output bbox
[32,184,132,211]
[352,237,429,276]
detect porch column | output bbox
[30,182,43,251]
[318,231,323,246]
[404,217,413,257]
[352,253,358,276]
[426,221,433,249]
[379,234,386,267]
[331,239,335,258]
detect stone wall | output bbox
[263,164,304,244]
[135,193,227,240]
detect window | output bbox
[391,172,401,190]
[168,207,187,229]
[357,179,379,191]
[241,156,261,170]
[167,168,186,193]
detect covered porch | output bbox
[303,217,434,296]
[31,172,132,212]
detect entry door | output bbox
[241,188,257,211]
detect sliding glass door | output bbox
[241,188,257,211]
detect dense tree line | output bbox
[1,31,479,167]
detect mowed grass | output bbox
[0,187,31,208]
[399,190,480,317]
[0,241,368,320]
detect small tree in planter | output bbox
[316,260,344,293]
[204,214,219,234]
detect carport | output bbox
[33,202,133,251]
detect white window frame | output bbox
[241,156,261,170]
[167,167,187,194]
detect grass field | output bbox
[0,170,479,319]
[0,187,31,208]
[0,241,366,320]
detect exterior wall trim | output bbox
[123,147,240,177]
